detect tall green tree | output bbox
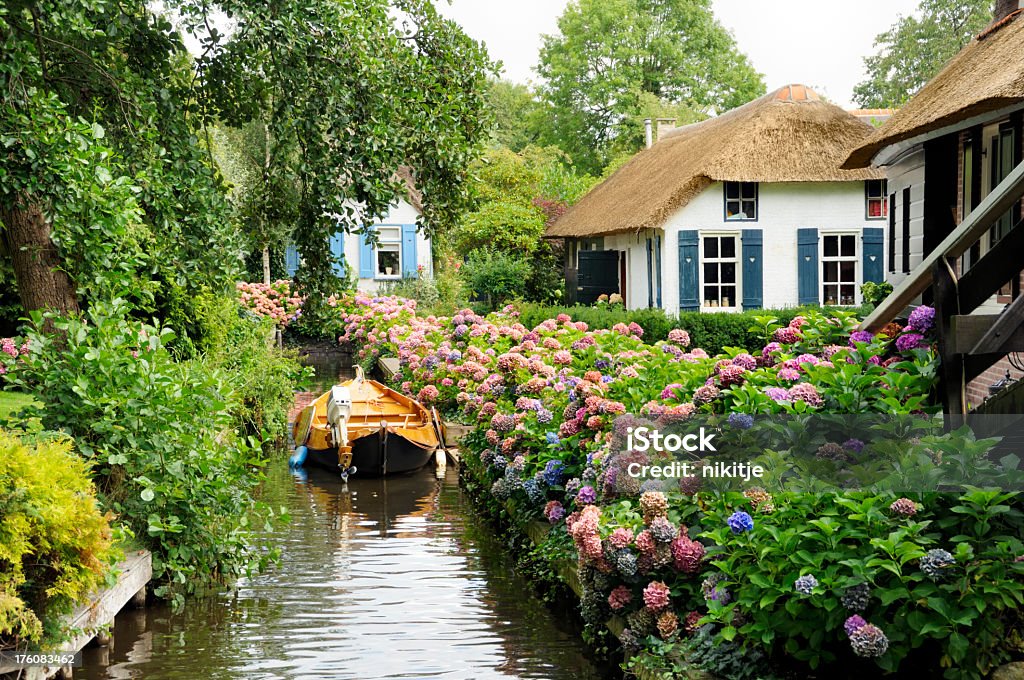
[191,0,495,312]
[487,79,544,151]
[852,0,992,108]
[537,0,764,172]
[0,2,242,317]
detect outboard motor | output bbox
[326,386,357,481]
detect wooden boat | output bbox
[290,368,442,479]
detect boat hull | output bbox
[304,433,434,477]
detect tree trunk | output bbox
[262,245,271,284]
[0,194,80,316]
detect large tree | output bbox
[1,2,242,317]
[190,0,495,311]
[852,0,992,109]
[537,0,764,172]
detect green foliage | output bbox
[190,295,306,443]
[537,0,765,171]
[861,281,894,308]
[0,431,118,646]
[487,79,545,151]
[10,302,280,604]
[852,0,992,108]
[193,0,495,313]
[463,249,532,308]
[458,201,547,254]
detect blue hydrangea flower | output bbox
[522,479,545,504]
[794,574,818,595]
[727,511,754,534]
[537,408,553,424]
[727,413,754,430]
[545,432,561,446]
[543,459,565,486]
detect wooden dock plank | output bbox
[0,551,151,678]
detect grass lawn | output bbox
[0,390,40,430]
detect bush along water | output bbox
[333,293,1024,679]
[9,301,287,605]
[0,431,119,646]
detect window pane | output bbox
[840,260,855,282]
[726,183,739,199]
[823,261,838,282]
[824,236,838,257]
[841,235,856,256]
[741,201,756,219]
[378,227,401,242]
[704,262,718,283]
[721,286,736,306]
[703,286,718,305]
[868,198,883,218]
[823,284,838,305]
[840,285,855,305]
[704,237,718,258]
[377,244,400,275]
[721,237,736,258]
[742,182,756,200]
[721,262,736,283]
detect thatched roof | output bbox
[844,12,1024,169]
[545,85,883,238]
[395,165,423,213]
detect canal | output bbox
[81,350,606,680]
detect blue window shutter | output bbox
[797,228,819,305]
[401,224,418,278]
[678,230,699,312]
[329,232,346,277]
[358,230,374,279]
[646,237,654,308]
[285,244,299,278]
[655,235,662,308]
[862,227,884,283]
[741,229,763,309]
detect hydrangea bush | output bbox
[333,296,1024,679]
[236,280,305,328]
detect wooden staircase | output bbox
[861,160,1024,416]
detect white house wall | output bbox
[650,181,883,314]
[344,198,432,293]
[883,149,926,288]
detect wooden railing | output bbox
[859,159,1024,415]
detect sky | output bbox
[435,0,924,109]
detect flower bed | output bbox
[333,294,1024,679]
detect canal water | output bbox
[81,350,606,680]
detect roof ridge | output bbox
[978,8,1023,40]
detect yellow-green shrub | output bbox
[0,431,117,646]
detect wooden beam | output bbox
[861,159,1024,332]
[955,216,1024,313]
[933,258,966,418]
[971,294,1024,354]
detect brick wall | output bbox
[967,356,1024,409]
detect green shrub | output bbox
[463,248,532,308]
[191,295,306,443]
[0,431,118,646]
[11,301,280,604]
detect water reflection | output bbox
[82,463,606,680]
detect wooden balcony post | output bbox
[932,256,966,421]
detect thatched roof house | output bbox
[547,85,883,239]
[844,9,1024,169]
[840,4,1024,409]
[550,85,890,315]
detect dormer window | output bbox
[724,182,758,221]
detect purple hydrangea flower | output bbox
[794,574,818,595]
[576,485,597,505]
[844,615,867,636]
[765,387,791,403]
[849,330,874,346]
[728,413,754,430]
[907,305,935,333]
[896,333,926,352]
[843,438,866,453]
[543,459,565,486]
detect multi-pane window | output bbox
[822,234,858,306]
[724,182,757,221]
[702,235,738,308]
[375,226,402,278]
[865,180,887,219]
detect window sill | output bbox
[701,306,740,313]
[724,217,757,222]
[373,275,403,281]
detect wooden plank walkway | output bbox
[0,551,151,680]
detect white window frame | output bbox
[700,232,741,311]
[724,182,758,221]
[865,180,887,220]
[820,232,860,306]
[374,226,403,280]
